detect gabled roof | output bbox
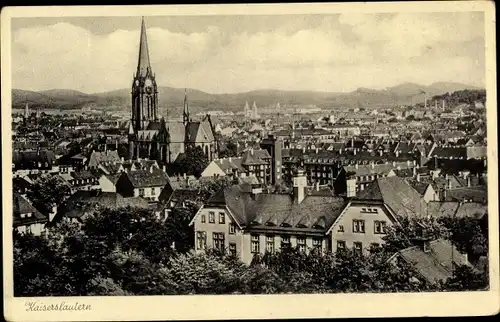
[165,121,186,142]
[123,167,169,188]
[214,157,245,173]
[88,150,120,168]
[396,239,470,284]
[13,150,56,169]
[58,190,151,219]
[357,176,427,219]
[241,149,271,166]
[206,184,347,233]
[13,193,46,226]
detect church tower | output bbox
[183,88,190,126]
[131,17,158,133]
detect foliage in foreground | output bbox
[13,207,488,296]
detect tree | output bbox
[406,115,416,121]
[442,264,488,291]
[219,141,238,158]
[27,175,72,215]
[174,146,209,177]
[165,205,197,253]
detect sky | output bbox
[11,12,485,94]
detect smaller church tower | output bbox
[128,121,136,160]
[183,88,190,126]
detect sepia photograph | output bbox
[2,2,498,321]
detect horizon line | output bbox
[12,81,484,96]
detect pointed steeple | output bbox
[136,16,151,78]
[183,88,190,125]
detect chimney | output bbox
[371,162,375,169]
[183,173,187,180]
[354,149,357,156]
[379,150,383,156]
[115,140,118,149]
[302,146,306,153]
[413,166,417,177]
[339,148,342,154]
[315,181,320,191]
[150,166,154,174]
[315,147,319,154]
[395,150,399,158]
[355,163,359,169]
[467,176,471,187]
[392,161,396,167]
[407,160,411,167]
[250,148,254,155]
[121,157,124,162]
[293,169,307,204]
[360,184,364,191]
[163,165,166,172]
[416,173,421,182]
[229,157,232,162]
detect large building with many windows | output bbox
[189,171,415,264]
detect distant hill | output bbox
[12,82,482,114]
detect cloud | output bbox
[12,13,485,94]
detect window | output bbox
[196,231,207,250]
[281,236,291,249]
[201,214,206,223]
[151,187,156,195]
[139,188,145,196]
[374,221,387,234]
[213,232,225,251]
[337,240,346,251]
[266,236,275,253]
[219,212,225,224]
[312,238,322,249]
[353,220,365,233]
[371,243,380,249]
[353,242,363,254]
[209,212,215,223]
[338,225,344,232]
[229,223,236,234]
[251,235,260,253]
[229,243,237,256]
[297,236,306,252]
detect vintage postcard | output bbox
[2,2,499,321]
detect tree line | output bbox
[14,203,488,296]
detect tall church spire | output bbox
[137,16,151,78]
[183,88,190,125]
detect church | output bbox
[128,18,218,164]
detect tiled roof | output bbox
[166,121,186,142]
[344,162,412,177]
[168,175,200,190]
[13,193,46,226]
[444,187,487,204]
[430,147,467,159]
[13,177,32,192]
[357,176,427,219]
[214,157,245,173]
[58,190,151,219]
[88,150,120,168]
[13,150,56,169]
[397,239,470,284]
[124,167,169,188]
[241,149,270,165]
[206,184,347,233]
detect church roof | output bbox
[136,17,151,78]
